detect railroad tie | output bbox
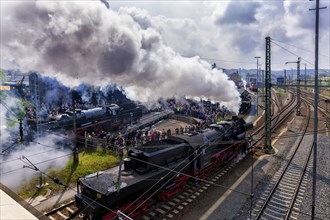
[57,211,68,219]
[156,208,166,214]
[66,207,74,214]
[141,215,151,220]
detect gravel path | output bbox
[298,135,330,220]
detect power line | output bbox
[271,40,314,66]
[2,106,328,170]
[271,38,330,59]
[1,125,328,219]
[1,148,63,164]
[199,57,256,64]
[123,123,250,214]
[2,105,329,217]
[0,153,72,175]
[0,101,20,119]
[271,40,330,74]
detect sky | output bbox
[1,1,329,71]
[0,0,329,112]
[109,0,330,71]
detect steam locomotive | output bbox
[239,90,252,115]
[42,103,143,131]
[75,116,253,220]
[49,104,120,128]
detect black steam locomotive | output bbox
[239,90,252,115]
[75,117,252,220]
[25,103,142,135]
[49,104,143,129]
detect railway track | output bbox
[137,163,237,220]
[303,96,330,123]
[302,90,329,110]
[43,90,305,220]
[291,88,329,132]
[251,100,312,220]
[44,200,81,220]
[251,90,297,147]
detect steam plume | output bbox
[0,134,71,190]
[1,1,241,112]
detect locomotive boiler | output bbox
[75,116,253,219]
[47,103,143,131]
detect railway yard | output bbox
[32,88,329,220]
[1,2,330,220]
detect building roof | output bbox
[0,183,48,220]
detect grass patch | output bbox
[274,89,288,100]
[18,148,119,199]
[275,89,287,96]
[321,89,330,97]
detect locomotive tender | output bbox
[75,117,253,219]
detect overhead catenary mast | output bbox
[309,0,327,219]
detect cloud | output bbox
[119,1,329,69]
[215,1,261,26]
[0,1,242,112]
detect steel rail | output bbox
[254,99,311,219]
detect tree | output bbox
[0,69,8,100]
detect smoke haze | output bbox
[1,1,241,113]
[0,133,71,190]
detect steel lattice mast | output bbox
[264,37,273,154]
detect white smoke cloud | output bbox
[113,1,329,70]
[0,105,12,142]
[0,134,71,190]
[0,97,21,143]
[0,1,241,113]
[0,85,70,191]
[242,79,247,90]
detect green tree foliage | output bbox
[0,69,8,100]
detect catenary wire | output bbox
[271,38,330,59]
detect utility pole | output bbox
[72,91,79,164]
[304,63,307,91]
[254,56,261,116]
[264,37,273,154]
[309,0,326,219]
[286,57,301,116]
[325,100,330,128]
[22,155,66,187]
[261,69,264,87]
[31,73,41,139]
[116,147,124,193]
[284,69,287,93]
[297,58,301,116]
[19,119,23,143]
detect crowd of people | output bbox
[24,97,233,156]
[82,122,209,152]
[80,102,232,155]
